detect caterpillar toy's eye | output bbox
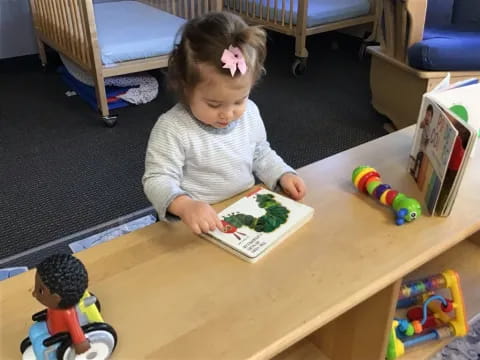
[410,212,417,219]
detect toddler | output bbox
[143,12,306,234]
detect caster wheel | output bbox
[358,42,368,60]
[291,57,307,76]
[358,35,379,61]
[102,115,118,128]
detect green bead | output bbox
[366,180,381,195]
[406,324,414,336]
[352,166,370,184]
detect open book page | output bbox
[408,74,454,168]
[409,99,458,214]
[432,73,452,93]
[429,82,480,156]
[409,94,431,171]
[436,109,477,216]
[203,188,314,262]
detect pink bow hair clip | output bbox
[221,45,247,77]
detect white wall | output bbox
[0,0,37,59]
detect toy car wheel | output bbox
[57,329,116,360]
[21,345,35,360]
[88,292,102,312]
[20,337,32,353]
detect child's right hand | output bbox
[169,195,224,235]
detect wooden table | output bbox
[1,126,479,360]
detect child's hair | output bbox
[168,11,267,103]
[37,254,88,309]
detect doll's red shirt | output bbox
[47,308,86,344]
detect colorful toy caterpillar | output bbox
[352,166,422,225]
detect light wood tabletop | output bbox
[1,126,479,360]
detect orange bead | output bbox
[357,172,380,193]
[412,320,423,334]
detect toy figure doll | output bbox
[30,254,90,357]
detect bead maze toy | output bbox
[352,166,422,225]
[387,270,468,359]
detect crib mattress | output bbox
[227,0,371,27]
[94,1,186,65]
[306,0,371,27]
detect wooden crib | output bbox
[224,0,378,75]
[29,0,221,126]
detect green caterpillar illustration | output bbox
[223,194,290,233]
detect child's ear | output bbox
[183,85,191,101]
[51,293,62,306]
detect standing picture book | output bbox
[202,187,314,263]
[408,76,479,216]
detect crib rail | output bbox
[29,0,94,70]
[140,0,222,19]
[224,0,301,32]
[226,0,378,36]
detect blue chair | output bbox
[408,0,480,71]
[368,0,480,129]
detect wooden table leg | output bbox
[469,231,480,246]
[310,280,401,360]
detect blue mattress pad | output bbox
[94,1,186,65]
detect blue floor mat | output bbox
[0,267,28,281]
[68,215,156,253]
[58,66,131,110]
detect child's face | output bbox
[188,64,253,128]
[424,109,433,125]
[32,271,61,309]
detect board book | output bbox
[202,187,314,263]
[408,75,478,216]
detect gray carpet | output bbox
[432,315,480,360]
[0,32,388,267]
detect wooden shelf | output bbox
[273,339,330,360]
[396,236,480,360]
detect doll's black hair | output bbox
[37,254,88,309]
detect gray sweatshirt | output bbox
[143,100,295,220]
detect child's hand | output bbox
[279,173,306,200]
[170,196,224,235]
[73,340,90,354]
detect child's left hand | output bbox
[279,173,306,200]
